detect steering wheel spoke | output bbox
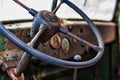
[59,27,102,52]
[66,31,102,52]
[60,27,102,52]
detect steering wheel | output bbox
[0,0,104,68]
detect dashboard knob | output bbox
[74,55,82,61]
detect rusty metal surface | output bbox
[7,68,24,80]
[63,20,116,44]
[3,28,31,50]
[38,21,116,59]
[0,49,23,65]
[0,20,116,79]
[0,50,24,80]
[2,21,116,59]
[1,60,19,72]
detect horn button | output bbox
[36,10,61,42]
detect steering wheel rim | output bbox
[0,0,104,68]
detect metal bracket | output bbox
[7,68,24,80]
[1,60,24,80]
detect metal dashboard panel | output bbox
[37,21,116,59]
[2,21,116,60]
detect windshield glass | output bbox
[0,0,52,21]
[56,0,117,21]
[0,0,117,21]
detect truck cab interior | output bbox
[0,0,119,80]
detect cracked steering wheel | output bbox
[0,0,104,68]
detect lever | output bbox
[13,0,38,17]
[59,27,102,52]
[73,55,81,80]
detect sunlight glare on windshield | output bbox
[0,0,52,21]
